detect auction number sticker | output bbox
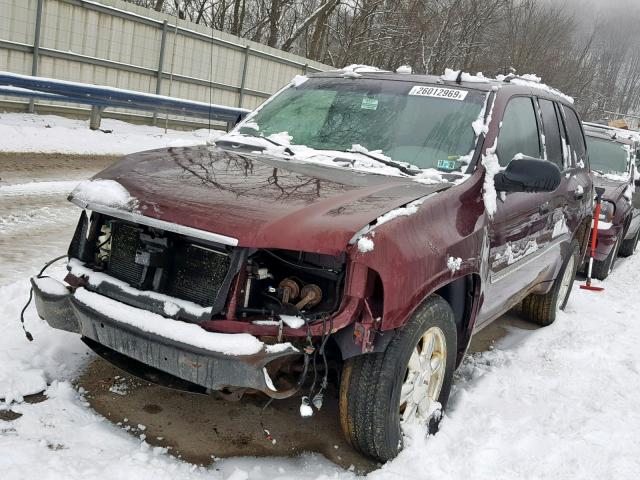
[409,86,468,100]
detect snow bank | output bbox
[70,179,138,210]
[0,113,223,155]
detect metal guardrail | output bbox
[0,71,251,129]
[0,0,326,111]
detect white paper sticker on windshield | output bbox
[409,86,468,100]
[361,97,379,110]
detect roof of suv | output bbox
[583,123,636,146]
[309,70,575,104]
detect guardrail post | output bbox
[89,105,103,130]
[303,63,308,75]
[153,20,169,126]
[238,45,250,108]
[28,0,44,113]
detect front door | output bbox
[478,96,558,324]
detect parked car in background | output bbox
[583,123,640,279]
[32,69,592,462]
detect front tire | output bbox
[339,295,457,462]
[522,241,579,326]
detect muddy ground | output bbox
[1,153,538,473]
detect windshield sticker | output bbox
[437,158,464,171]
[409,86,468,101]
[361,97,379,110]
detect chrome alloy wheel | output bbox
[556,253,576,310]
[399,327,447,426]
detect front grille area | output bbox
[105,220,231,308]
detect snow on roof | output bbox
[496,73,574,104]
[441,69,491,83]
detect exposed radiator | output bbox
[105,221,230,307]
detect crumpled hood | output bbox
[593,175,628,203]
[75,145,447,254]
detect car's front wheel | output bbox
[339,295,457,462]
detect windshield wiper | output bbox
[341,149,421,176]
[216,134,294,156]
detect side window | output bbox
[497,97,541,167]
[538,99,564,169]
[562,105,587,167]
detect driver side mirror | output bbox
[494,156,561,193]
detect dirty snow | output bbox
[0,112,222,155]
[69,179,138,210]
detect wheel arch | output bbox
[433,274,482,368]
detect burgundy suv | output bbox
[583,123,640,279]
[32,70,592,462]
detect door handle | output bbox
[539,202,551,214]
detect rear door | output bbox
[479,95,558,324]
[556,103,591,249]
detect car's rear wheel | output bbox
[592,235,621,280]
[619,228,640,257]
[339,295,457,462]
[522,240,579,326]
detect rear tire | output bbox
[592,236,621,280]
[619,228,639,257]
[339,295,457,462]
[522,241,579,326]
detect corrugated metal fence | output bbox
[0,0,329,124]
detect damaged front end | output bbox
[32,206,366,400]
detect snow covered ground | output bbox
[2,113,640,478]
[2,248,640,479]
[0,112,220,155]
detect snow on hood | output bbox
[69,179,138,210]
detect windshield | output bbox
[585,136,630,176]
[235,78,487,173]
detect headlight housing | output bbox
[599,201,615,223]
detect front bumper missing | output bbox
[31,278,301,399]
